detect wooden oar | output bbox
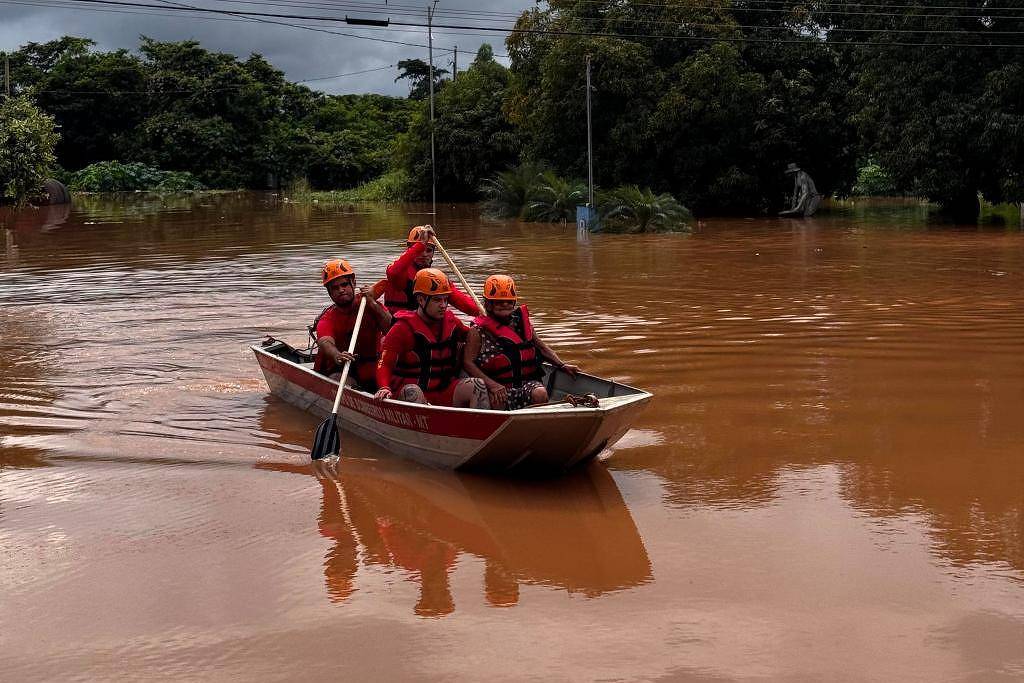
[310,296,367,461]
[432,236,485,315]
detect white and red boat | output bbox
[252,338,652,475]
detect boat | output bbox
[252,337,652,475]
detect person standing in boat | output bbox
[463,275,579,410]
[313,259,392,389]
[382,225,479,315]
[374,268,488,408]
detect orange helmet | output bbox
[483,275,517,301]
[321,259,355,287]
[406,225,434,244]
[413,268,452,297]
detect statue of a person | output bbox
[779,163,821,217]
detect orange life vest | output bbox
[473,305,543,387]
[390,310,461,392]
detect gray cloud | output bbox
[0,0,522,96]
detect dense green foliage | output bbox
[821,1,1024,219]
[398,45,521,201]
[0,96,59,203]
[481,162,691,231]
[6,3,1024,220]
[6,37,412,190]
[68,161,204,192]
[852,160,897,197]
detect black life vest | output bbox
[390,310,462,392]
[473,305,543,387]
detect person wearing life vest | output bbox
[374,268,489,408]
[313,258,392,389]
[463,275,579,410]
[382,225,479,316]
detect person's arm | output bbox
[450,283,482,316]
[374,323,410,400]
[316,311,354,365]
[463,328,507,409]
[359,285,392,328]
[533,335,579,377]
[374,350,399,400]
[386,242,425,282]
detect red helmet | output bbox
[321,259,355,287]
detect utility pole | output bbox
[427,1,439,220]
[586,54,594,209]
[452,46,457,81]
[3,53,10,98]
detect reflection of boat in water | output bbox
[258,455,652,616]
[252,339,652,475]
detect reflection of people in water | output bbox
[259,456,652,616]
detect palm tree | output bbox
[480,162,547,218]
[526,170,587,223]
[600,185,692,232]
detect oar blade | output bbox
[310,415,341,460]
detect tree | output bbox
[398,45,521,200]
[819,1,1024,219]
[395,59,448,100]
[0,96,59,203]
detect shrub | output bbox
[0,96,59,204]
[852,160,898,197]
[480,161,547,218]
[68,161,204,192]
[599,185,692,232]
[525,170,587,222]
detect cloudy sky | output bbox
[1,0,528,96]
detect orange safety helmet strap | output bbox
[322,259,355,287]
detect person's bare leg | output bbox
[453,378,490,409]
[530,385,549,405]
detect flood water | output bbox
[2,194,1023,680]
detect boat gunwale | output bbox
[250,340,653,419]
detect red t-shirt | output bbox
[314,304,384,375]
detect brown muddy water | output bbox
[1,194,1022,681]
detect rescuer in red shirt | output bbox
[313,258,392,389]
[383,225,480,316]
[374,268,489,408]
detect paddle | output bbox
[431,235,485,315]
[311,295,367,460]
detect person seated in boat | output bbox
[382,225,479,316]
[463,275,579,410]
[313,258,392,389]
[373,268,488,408]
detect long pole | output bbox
[586,54,594,209]
[453,46,457,81]
[427,2,438,221]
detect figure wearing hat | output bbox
[780,163,821,218]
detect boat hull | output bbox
[253,340,651,475]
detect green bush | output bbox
[290,170,411,203]
[480,161,547,218]
[599,185,692,233]
[852,160,898,197]
[0,96,59,204]
[525,171,587,222]
[68,161,203,192]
